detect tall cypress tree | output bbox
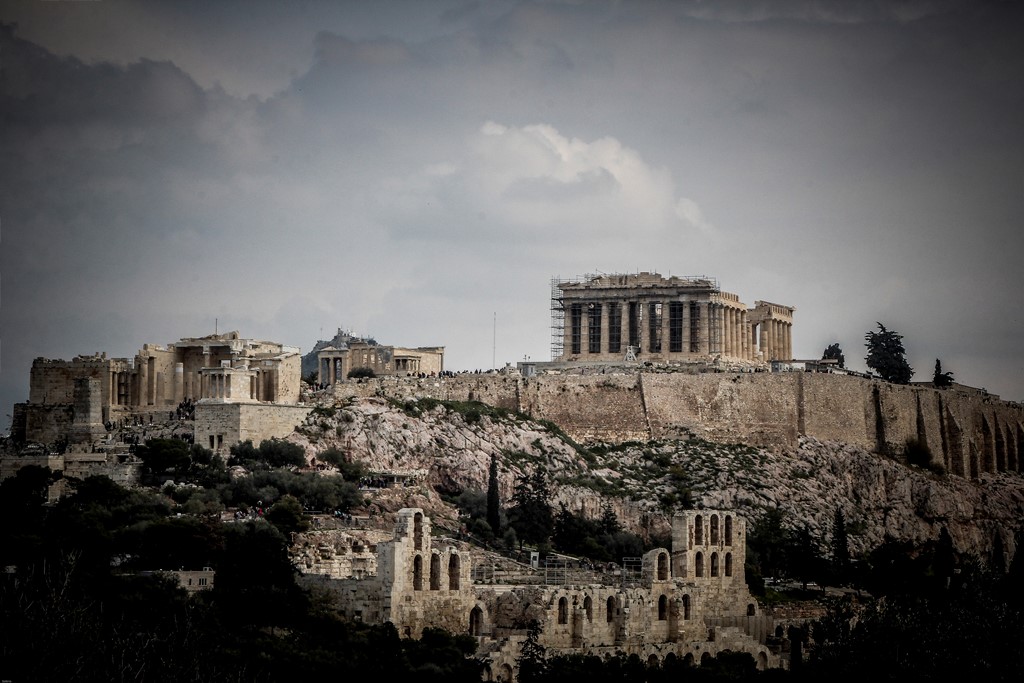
[487,453,501,535]
[831,508,850,585]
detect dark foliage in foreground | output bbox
[0,467,482,682]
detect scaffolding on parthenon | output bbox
[550,275,595,360]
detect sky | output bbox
[2,0,1023,427]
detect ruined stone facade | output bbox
[553,273,794,364]
[11,330,307,459]
[298,508,785,682]
[318,336,444,385]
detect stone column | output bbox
[621,300,631,357]
[785,322,792,361]
[664,302,673,356]
[681,300,691,354]
[174,362,185,404]
[699,302,710,355]
[725,308,733,357]
[638,301,649,356]
[600,302,610,355]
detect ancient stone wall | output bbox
[194,402,312,454]
[335,371,1024,476]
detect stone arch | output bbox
[695,552,705,577]
[682,594,691,620]
[725,515,733,545]
[695,515,704,545]
[757,651,769,670]
[775,625,784,637]
[606,596,616,623]
[498,663,513,682]
[710,514,720,545]
[414,511,424,551]
[747,603,756,616]
[725,552,733,577]
[658,594,668,621]
[449,553,461,590]
[683,653,695,667]
[647,654,659,668]
[710,552,719,577]
[657,551,669,580]
[430,553,441,590]
[970,440,981,479]
[700,652,714,666]
[413,554,423,591]
[558,596,569,625]
[583,595,593,622]
[469,605,484,636]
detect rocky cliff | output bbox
[287,393,1024,565]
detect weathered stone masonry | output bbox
[552,273,794,364]
[300,508,785,682]
[336,371,1024,477]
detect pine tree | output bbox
[865,322,914,383]
[822,343,846,368]
[508,468,554,551]
[516,620,548,683]
[933,359,954,387]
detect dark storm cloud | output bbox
[1,0,1023,427]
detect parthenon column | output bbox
[699,302,711,355]
[681,301,691,354]
[661,302,671,356]
[785,322,792,361]
[620,300,630,356]
[600,302,610,355]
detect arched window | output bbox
[413,555,423,591]
[449,554,461,590]
[657,552,669,581]
[725,552,733,577]
[747,603,756,616]
[711,552,719,577]
[695,552,704,577]
[558,597,569,625]
[682,594,691,620]
[658,595,668,621]
[710,515,720,545]
[470,606,483,636]
[606,596,616,623]
[414,512,424,551]
[430,554,441,590]
[725,515,733,545]
[695,515,704,545]
[584,595,593,622]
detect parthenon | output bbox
[552,273,794,364]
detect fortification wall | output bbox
[338,371,1024,475]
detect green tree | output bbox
[347,366,376,378]
[487,453,501,535]
[515,620,548,683]
[747,507,789,582]
[831,508,851,585]
[265,494,310,535]
[136,438,191,476]
[933,358,954,387]
[508,468,554,551]
[822,342,846,368]
[865,322,914,383]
